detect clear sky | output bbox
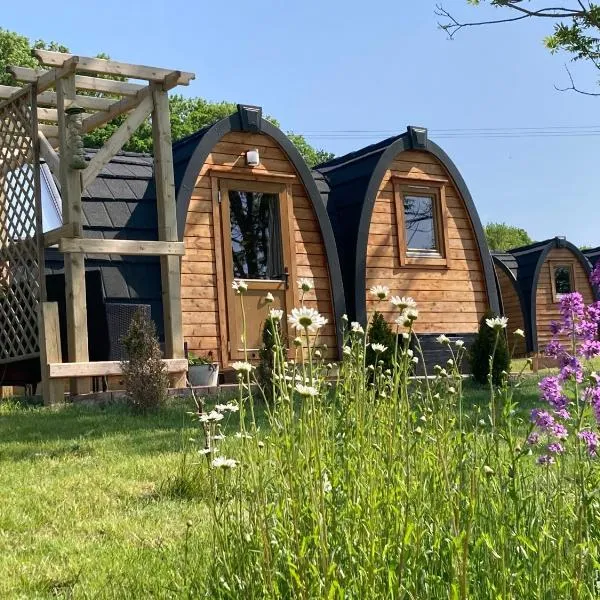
[3,0,598,246]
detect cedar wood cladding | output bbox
[174,105,346,361]
[493,238,597,354]
[314,127,499,334]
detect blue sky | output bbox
[4,0,599,245]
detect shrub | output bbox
[256,316,284,400]
[469,309,510,385]
[366,311,395,372]
[121,308,168,413]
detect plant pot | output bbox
[188,363,219,387]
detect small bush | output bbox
[256,316,284,400]
[121,308,169,413]
[366,311,396,372]
[469,309,510,385]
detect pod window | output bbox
[551,263,574,301]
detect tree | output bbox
[0,29,333,166]
[437,2,600,95]
[485,221,533,251]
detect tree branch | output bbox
[555,64,600,95]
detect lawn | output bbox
[0,379,542,599]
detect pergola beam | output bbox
[38,131,60,176]
[0,86,114,112]
[80,87,150,134]
[35,50,195,86]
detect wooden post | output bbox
[151,84,185,387]
[56,73,90,395]
[40,302,64,404]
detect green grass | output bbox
[0,379,543,598]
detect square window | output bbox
[403,194,438,253]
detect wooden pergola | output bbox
[0,50,195,402]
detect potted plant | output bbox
[187,352,219,387]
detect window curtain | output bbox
[266,194,284,280]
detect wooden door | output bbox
[220,179,295,361]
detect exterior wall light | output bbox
[246,149,260,167]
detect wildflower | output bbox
[370,284,390,301]
[551,423,568,439]
[404,308,418,322]
[419,415,427,422]
[314,349,322,358]
[527,432,540,445]
[436,334,450,345]
[350,321,364,335]
[288,307,328,332]
[478,419,485,426]
[592,263,600,287]
[447,358,454,366]
[411,356,419,365]
[580,339,600,359]
[578,430,599,456]
[232,279,248,294]
[439,368,448,378]
[448,386,456,394]
[231,361,253,374]
[414,426,423,435]
[212,456,238,469]
[199,447,214,455]
[545,339,563,358]
[265,292,274,303]
[539,376,568,411]
[370,343,387,353]
[269,308,284,321]
[343,345,352,356]
[560,292,585,321]
[341,314,348,322]
[295,383,319,398]
[298,278,313,292]
[455,340,464,348]
[322,472,332,493]
[199,410,224,423]
[485,316,508,331]
[547,442,565,455]
[531,409,555,430]
[212,434,226,441]
[215,402,239,413]
[433,393,441,401]
[482,465,494,477]
[401,332,410,340]
[235,432,253,439]
[391,296,417,310]
[549,321,562,335]
[293,337,303,347]
[537,455,555,466]
[514,328,525,338]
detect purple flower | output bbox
[539,376,568,410]
[547,442,565,454]
[586,302,600,325]
[579,339,600,359]
[531,409,555,430]
[537,455,555,466]
[527,432,540,445]
[591,263,600,287]
[550,321,562,336]
[551,423,568,439]
[558,355,583,383]
[576,319,598,341]
[560,292,585,322]
[578,430,599,457]
[545,340,564,358]
[584,386,600,424]
[554,408,572,421]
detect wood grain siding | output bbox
[365,150,489,334]
[495,267,526,357]
[181,131,337,364]
[535,247,595,350]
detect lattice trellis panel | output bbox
[0,87,43,363]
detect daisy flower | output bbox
[295,383,319,398]
[436,334,450,345]
[391,296,417,310]
[370,285,390,301]
[232,280,248,294]
[231,361,253,374]
[298,278,313,292]
[269,308,284,321]
[486,316,508,331]
[350,322,364,335]
[199,410,224,423]
[288,307,328,332]
[212,456,238,469]
[370,343,387,353]
[265,292,274,303]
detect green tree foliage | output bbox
[485,222,533,251]
[469,309,511,385]
[439,2,600,94]
[0,28,332,166]
[366,312,396,372]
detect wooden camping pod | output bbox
[314,126,499,367]
[493,238,597,357]
[174,105,345,367]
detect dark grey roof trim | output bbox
[350,131,499,324]
[174,106,347,352]
[492,254,533,351]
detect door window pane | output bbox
[554,265,573,295]
[228,190,283,280]
[403,195,438,252]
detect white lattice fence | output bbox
[0,86,43,363]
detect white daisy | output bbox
[212,456,238,469]
[350,321,364,335]
[370,343,388,353]
[404,308,418,322]
[514,328,525,338]
[411,356,419,364]
[269,308,284,321]
[370,285,390,301]
[234,432,253,439]
[231,361,253,374]
[455,340,464,348]
[215,402,239,413]
[295,383,319,398]
[199,447,214,455]
[232,280,248,294]
[390,296,417,310]
[343,345,352,356]
[293,337,303,347]
[288,307,328,332]
[265,292,274,303]
[298,278,313,292]
[486,316,508,331]
[341,314,348,322]
[199,410,224,423]
[436,334,450,345]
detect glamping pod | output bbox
[493,237,597,357]
[173,105,345,367]
[313,126,499,366]
[583,246,600,269]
